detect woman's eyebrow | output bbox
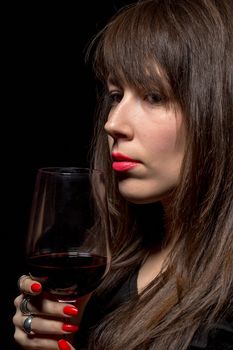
[107,76,120,87]
[107,78,114,87]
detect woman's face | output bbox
[104,82,186,204]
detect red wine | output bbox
[27,251,107,301]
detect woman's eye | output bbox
[107,91,123,105]
[144,92,163,104]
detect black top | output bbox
[75,268,233,349]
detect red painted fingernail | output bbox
[58,339,71,350]
[62,323,79,332]
[31,283,41,293]
[63,305,78,316]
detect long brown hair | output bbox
[87,0,233,348]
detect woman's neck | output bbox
[137,244,171,294]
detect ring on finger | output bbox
[20,296,31,315]
[23,315,34,335]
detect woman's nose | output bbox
[104,101,134,140]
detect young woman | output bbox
[13,0,233,349]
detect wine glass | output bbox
[25,167,111,303]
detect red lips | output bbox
[112,152,140,172]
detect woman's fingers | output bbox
[14,328,59,350]
[14,327,75,350]
[13,312,77,350]
[17,274,42,295]
[14,294,79,318]
[13,313,78,335]
[14,275,78,349]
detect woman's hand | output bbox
[13,275,90,350]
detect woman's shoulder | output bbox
[189,316,233,349]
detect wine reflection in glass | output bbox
[25,167,111,304]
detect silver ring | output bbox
[20,296,31,315]
[23,315,34,335]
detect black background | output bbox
[2,1,135,349]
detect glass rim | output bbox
[38,167,103,176]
